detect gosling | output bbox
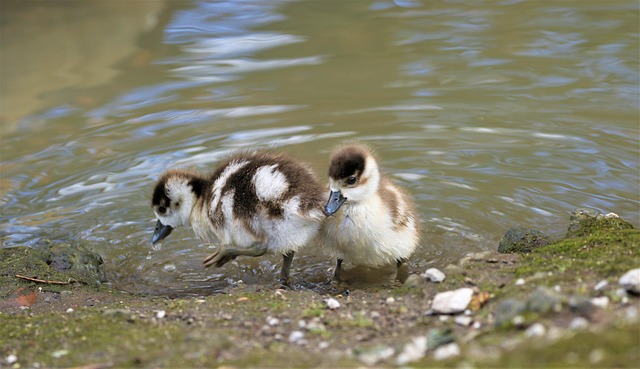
[150,150,325,286]
[322,143,420,280]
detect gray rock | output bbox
[527,287,562,314]
[426,328,455,351]
[566,208,634,239]
[431,288,474,314]
[619,268,640,295]
[357,345,395,366]
[494,299,527,327]
[396,336,427,365]
[498,227,551,254]
[568,296,597,318]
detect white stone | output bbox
[512,315,525,326]
[604,212,619,219]
[396,336,428,365]
[267,317,279,326]
[325,298,340,310]
[288,330,305,344]
[423,268,446,283]
[386,297,395,304]
[155,310,166,319]
[591,296,609,309]
[66,308,74,314]
[515,278,525,286]
[569,317,589,330]
[454,316,473,327]
[318,341,329,350]
[525,323,546,337]
[5,354,17,365]
[593,280,608,291]
[433,343,461,361]
[431,288,474,314]
[619,268,640,294]
[472,321,482,329]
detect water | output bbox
[1,0,638,295]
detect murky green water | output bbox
[1,0,638,295]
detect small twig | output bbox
[15,274,76,285]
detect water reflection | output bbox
[1,0,638,295]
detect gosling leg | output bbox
[334,258,343,280]
[280,251,295,287]
[203,243,268,268]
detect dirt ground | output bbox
[1,214,639,368]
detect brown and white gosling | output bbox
[322,143,420,280]
[150,150,325,286]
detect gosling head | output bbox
[150,170,205,244]
[324,144,380,216]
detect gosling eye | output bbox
[346,176,357,186]
[158,205,167,214]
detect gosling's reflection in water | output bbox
[334,262,410,289]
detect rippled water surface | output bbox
[1,0,638,295]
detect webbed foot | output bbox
[202,243,268,268]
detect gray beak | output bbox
[151,219,173,244]
[324,190,346,216]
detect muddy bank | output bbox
[1,209,639,368]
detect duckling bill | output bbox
[150,150,325,286]
[322,143,420,280]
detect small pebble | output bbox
[525,323,546,337]
[267,317,280,326]
[66,308,74,314]
[318,341,329,350]
[515,278,525,286]
[51,350,69,358]
[5,354,17,365]
[288,330,305,344]
[325,298,340,310]
[591,296,609,309]
[589,349,605,364]
[604,212,619,219]
[512,315,525,326]
[569,317,589,330]
[472,321,481,329]
[454,316,473,327]
[423,268,446,283]
[594,280,608,291]
[386,297,395,304]
[433,343,461,361]
[155,310,166,319]
[619,268,640,295]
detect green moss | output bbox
[515,229,640,282]
[566,215,634,239]
[490,324,639,367]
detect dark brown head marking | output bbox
[151,170,205,210]
[328,145,369,180]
